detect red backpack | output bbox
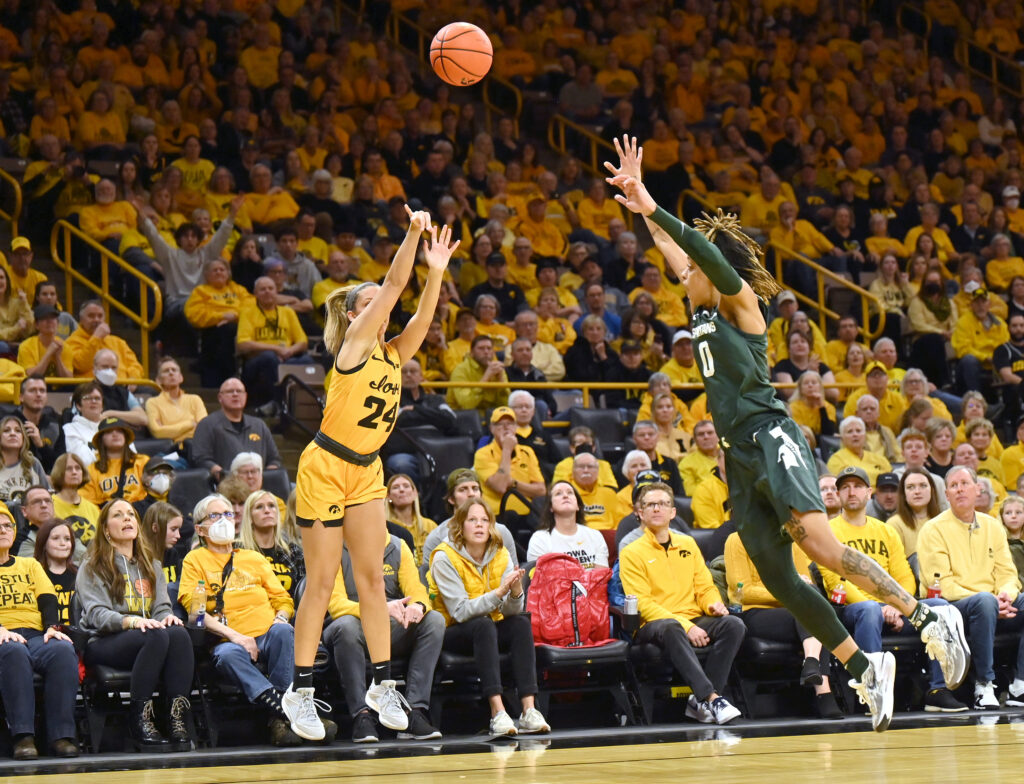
[527,553,614,648]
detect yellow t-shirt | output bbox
[474,441,544,517]
[237,303,308,348]
[17,336,74,376]
[80,455,150,505]
[0,556,54,631]
[52,494,102,545]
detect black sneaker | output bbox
[352,710,379,743]
[924,687,969,713]
[800,656,823,687]
[398,708,442,740]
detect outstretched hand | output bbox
[422,223,459,270]
[405,205,431,233]
[605,174,657,217]
[604,135,643,181]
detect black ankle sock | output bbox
[372,661,391,683]
[844,650,870,680]
[294,667,314,690]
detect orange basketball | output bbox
[430,22,493,86]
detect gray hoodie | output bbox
[430,541,523,624]
[141,215,235,302]
[76,554,172,634]
[419,520,518,584]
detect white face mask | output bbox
[205,518,235,545]
[148,473,171,495]
[95,368,117,387]
[1008,198,1020,210]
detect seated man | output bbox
[627,419,684,496]
[691,452,731,530]
[507,390,558,479]
[659,330,704,402]
[678,420,719,496]
[918,465,1024,710]
[65,300,144,378]
[843,361,907,432]
[236,276,311,408]
[192,378,282,482]
[952,282,1009,394]
[567,451,629,530]
[266,224,322,300]
[822,467,967,712]
[552,425,618,488]
[856,394,901,464]
[825,316,872,372]
[144,356,208,448]
[826,416,893,485]
[323,530,444,743]
[242,163,300,232]
[447,335,508,413]
[14,376,65,472]
[91,348,147,428]
[505,340,558,425]
[619,481,744,725]
[511,310,564,382]
[381,359,457,484]
[473,406,546,540]
[17,305,73,379]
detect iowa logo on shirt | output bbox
[248,433,261,441]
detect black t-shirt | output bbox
[772,358,831,382]
[45,568,76,627]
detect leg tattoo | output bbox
[840,546,915,609]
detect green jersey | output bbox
[690,304,788,440]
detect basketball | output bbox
[430,22,493,86]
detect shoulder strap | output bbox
[212,551,236,620]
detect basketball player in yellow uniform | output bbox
[284,208,460,740]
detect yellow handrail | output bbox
[0,376,160,405]
[957,38,1024,99]
[676,188,716,217]
[547,114,617,176]
[482,75,523,135]
[766,242,886,342]
[49,220,163,377]
[896,4,931,57]
[0,166,22,236]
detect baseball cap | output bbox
[620,340,644,354]
[33,304,59,320]
[672,329,693,344]
[869,175,885,187]
[835,465,870,489]
[490,406,515,424]
[777,290,797,305]
[11,236,30,252]
[632,469,664,502]
[865,360,888,376]
[963,279,988,298]
[446,468,479,496]
[1003,186,1020,199]
[145,457,176,473]
[311,168,332,183]
[875,472,899,489]
[485,252,507,266]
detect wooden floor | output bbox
[14,722,1024,784]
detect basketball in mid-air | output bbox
[430,22,493,86]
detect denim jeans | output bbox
[840,598,950,689]
[0,630,78,739]
[211,621,294,701]
[953,592,1024,683]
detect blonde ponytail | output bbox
[323,281,378,355]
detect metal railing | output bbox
[482,75,523,135]
[958,38,1024,98]
[50,220,163,377]
[896,4,931,57]
[0,166,22,236]
[547,114,617,176]
[766,242,886,342]
[0,376,160,405]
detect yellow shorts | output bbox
[294,442,386,527]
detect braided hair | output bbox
[692,210,782,303]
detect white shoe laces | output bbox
[297,691,332,724]
[379,684,411,714]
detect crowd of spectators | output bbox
[3,0,1024,760]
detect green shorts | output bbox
[722,416,824,558]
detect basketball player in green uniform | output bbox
[606,137,969,731]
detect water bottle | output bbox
[830,580,847,605]
[189,580,207,627]
[927,573,942,599]
[730,582,744,614]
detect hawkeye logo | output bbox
[329,504,342,515]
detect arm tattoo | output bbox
[785,517,809,544]
[840,546,915,607]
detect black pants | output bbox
[198,323,238,388]
[84,626,194,701]
[636,616,745,702]
[741,607,811,644]
[442,614,537,699]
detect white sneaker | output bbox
[850,651,896,732]
[517,707,550,734]
[365,680,410,731]
[921,605,970,690]
[684,694,714,724]
[974,681,1000,710]
[281,685,327,741]
[708,696,741,725]
[1007,679,1024,708]
[488,710,517,737]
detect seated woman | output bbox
[63,381,106,467]
[787,370,837,437]
[184,258,254,388]
[140,502,186,601]
[637,372,694,427]
[77,499,193,750]
[773,328,838,403]
[0,266,34,354]
[901,368,953,423]
[527,481,608,569]
[651,392,690,462]
[385,474,437,568]
[229,452,286,513]
[886,469,940,569]
[535,286,577,354]
[615,450,652,514]
[955,392,1004,456]
[924,417,956,479]
[472,294,516,356]
[833,342,866,404]
[565,315,619,383]
[0,508,79,759]
[33,518,78,626]
[80,417,150,506]
[429,498,550,737]
[0,416,49,503]
[724,531,842,719]
[1000,496,1024,583]
[144,356,209,449]
[50,452,102,547]
[239,490,304,598]
[178,494,333,746]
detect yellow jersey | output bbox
[321,340,401,454]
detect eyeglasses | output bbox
[80,395,103,403]
[203,511,235,523]
[641,500,673,511]
[0,522,14,532]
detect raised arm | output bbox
[390,223,460,363]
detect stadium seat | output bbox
[568,408,627,450]
[169,468,216,518]
[452,409,484,442]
